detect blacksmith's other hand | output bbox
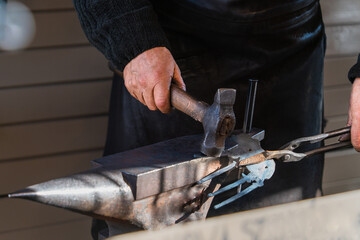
[340,78,360,151]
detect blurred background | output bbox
[0,0,359,239]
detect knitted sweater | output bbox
[73,0,170,71]
[73,0,320,71]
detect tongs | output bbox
[239,126,352,166]
[199,126,353,209]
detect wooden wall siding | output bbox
[323,149,360,195]
[0,150,100,233]
[0,218,91,240]
[325,25,360,57]
[31,10,88,48]
[19,0,73,11]
[323,149,360,183]
[321,0,360,25]
[323,56,357,87]
[0,117,107,161]
[324,86,351,117]
[0,80,111,125]
[0,150,101,193]
[0,46,111,88]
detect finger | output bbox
[339,133,351,142]
[351,118,360,151]
[172,64,186,91]
[339,112,352,142]
[154,80,171,113]
[350,79,360,151]
[143,89,157,111]
[129,86,145,105]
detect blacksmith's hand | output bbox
[123,47,186,113]
[340,78,360,151]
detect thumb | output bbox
[172,64,186,91]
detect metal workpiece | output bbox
[242,79,258,134]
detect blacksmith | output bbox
[73,0,360,239]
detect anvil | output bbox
[5,129,264,230]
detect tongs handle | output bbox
[281,126,351,150]
[280,126,352,162]
[324,126,351,138]
[305,140,352,157]
[305,126,351,155]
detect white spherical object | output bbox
[0,1,36,51]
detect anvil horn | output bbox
[7,166,218,229]
[8,168,135,220]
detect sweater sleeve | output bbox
[348,54,360,83]
[73,0,171,71]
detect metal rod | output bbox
[243,79,258,133]
[197,161,236,184]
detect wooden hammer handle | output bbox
[109,62,208,122]
[170,84,208,122]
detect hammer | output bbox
[109,63,236,157]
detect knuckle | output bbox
[138,77,147,88]
[155,98,169,112]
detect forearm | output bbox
[73,0,170,70]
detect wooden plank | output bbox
[325,25,360,57]
[0,80,111,125]
[324,56,357,87]
[323,177,360,195]
[19,0,74,11]
[325,115,348,132]
[30,11,87,48]
[0,218,91,240]
[0,46,111,88]
[323,115,347,145]
[323,149,360,183]
[0,116,107,161]
[0,150,101,232]
[324,86,351,117]
[321,0,360,25]
[0,150,102,193]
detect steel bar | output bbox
[242,79,258,133]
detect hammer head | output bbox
[201,88,236,157]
